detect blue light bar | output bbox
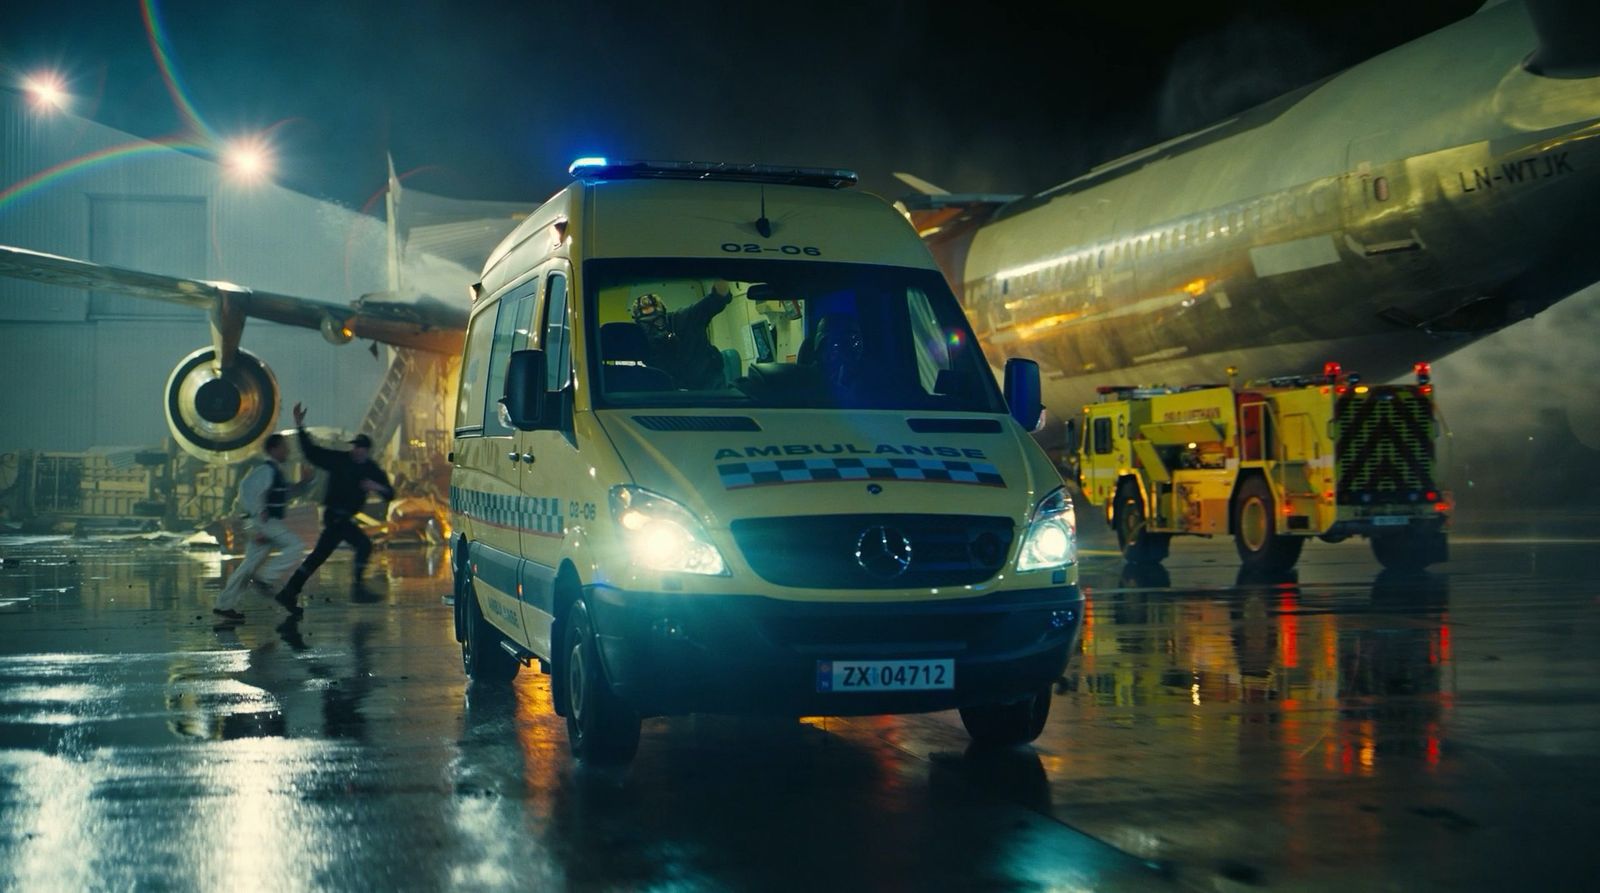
[567,156,609,175]
[566,158,858,189]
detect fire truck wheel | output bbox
[1233,476,1304,571]
[1114,480,1170,564]
[1370,530,1442,572]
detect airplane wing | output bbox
[0,244,465,353]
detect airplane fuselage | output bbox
[952,1,1600,452]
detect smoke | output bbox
[1153,18,1339,138]
[399,250,476,305]
[1433,284,1600,506]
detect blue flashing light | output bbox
[568,156,609,175]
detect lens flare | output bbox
[223,137,275,183]
[0,139,206,212]
[139,0,216,141]
[23,73,68,112]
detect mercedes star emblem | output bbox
[855,526,913,578]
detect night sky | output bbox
[5,0,1480,208]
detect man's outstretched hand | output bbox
[292,402,307,427]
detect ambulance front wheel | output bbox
[1233,476,1304,572]
[959,685,1053,748]
[462,581,520,685]
[563,599,641,765]
[1114,479,1170,564]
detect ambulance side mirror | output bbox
[501,349,548,431]
[1003,357,1044,432]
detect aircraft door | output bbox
[515,265,574,657]
[1343,136,1436,280]
[475,278,539,645]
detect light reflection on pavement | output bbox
[1,513,1597,890]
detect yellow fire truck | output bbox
[1074,363,1449,572]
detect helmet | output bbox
[630,293,667,326]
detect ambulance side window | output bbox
[1092,417,1114,455]
[543,273,571,393]
[483,279,540,436]
[454,308,498,437]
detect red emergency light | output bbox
[1323,361,1342,382]
[1414,361,1431,385]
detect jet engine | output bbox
[164,346,280,463]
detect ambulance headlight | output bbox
[1017,487,1076,572]
[609,485,728,576]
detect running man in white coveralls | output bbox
[213,433,311,622]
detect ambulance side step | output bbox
[500,640,536,667]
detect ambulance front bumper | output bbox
[583,583,1083,718]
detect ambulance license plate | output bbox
[1372,516,1410,527]
[817,659,954,692]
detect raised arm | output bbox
[678,280,733,330]
[292,402,341,470]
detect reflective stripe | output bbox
[449,485,565,537]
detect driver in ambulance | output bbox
[630,279,734,389]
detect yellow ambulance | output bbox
[449,159,1082,763]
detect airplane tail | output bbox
[890,172,1018,238]
[385,153,403,292]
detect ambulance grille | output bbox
[731,514,1014,589]
[1332,387,1437,504]
[632,415,760,432]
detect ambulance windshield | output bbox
[585,259,1006,414]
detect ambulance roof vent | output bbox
[568,158,858,189]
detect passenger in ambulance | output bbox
[811,314,867,389]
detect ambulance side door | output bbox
[473,276,541,647]
[515,264,575,658]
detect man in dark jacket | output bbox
[274,403,393,616]
[631,279,733,389]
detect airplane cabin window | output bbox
[1374,176,1390,201]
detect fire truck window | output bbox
[1092,417,1114,455]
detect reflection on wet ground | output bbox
[1,514,1597,890]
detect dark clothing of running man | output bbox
[277,428,393,601]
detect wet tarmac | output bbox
[1,513,1597,891]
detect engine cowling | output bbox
[164,347,280,463]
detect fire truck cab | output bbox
[1075,363,1450,572]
